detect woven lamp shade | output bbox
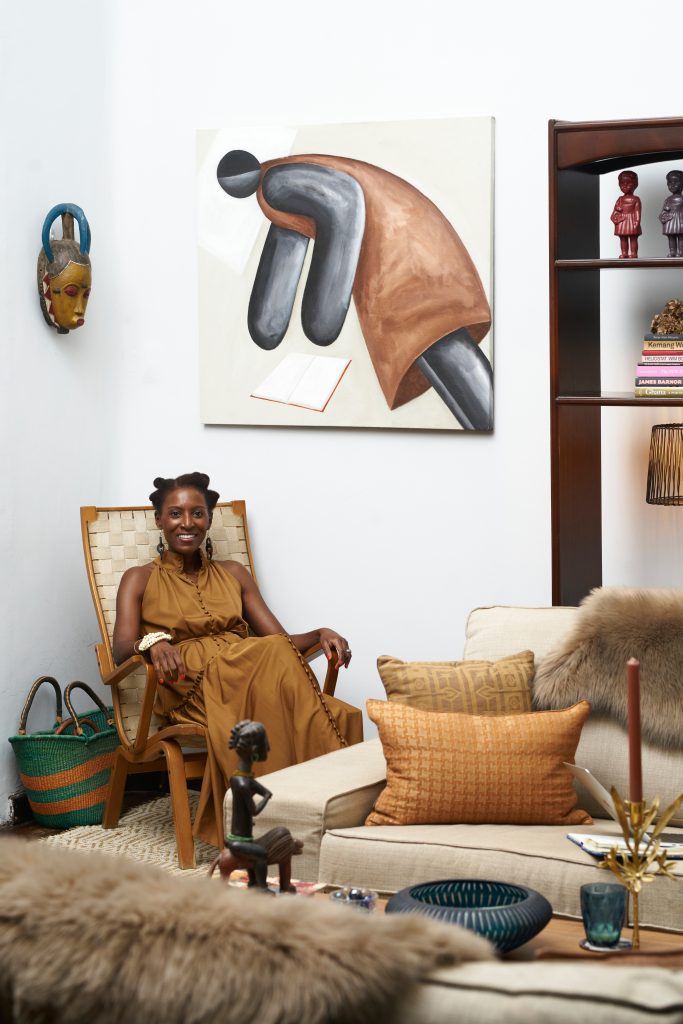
[646,424,683,505]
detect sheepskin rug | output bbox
[0,838,492,1024]
[534,587,683,748]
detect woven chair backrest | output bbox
[81,501,254,746]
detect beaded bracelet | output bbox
[133,631,172,655]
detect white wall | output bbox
[1,0,677,817]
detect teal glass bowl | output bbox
[386,879,553,953]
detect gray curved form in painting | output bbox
[260,164,365,347]
[416,329,493,431]
[247,226,310,350]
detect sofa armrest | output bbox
[224,739,387,883]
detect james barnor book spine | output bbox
[640,353,683,363]
[635,364,683,377]
[636,378,683,386]
[634,386,683,396]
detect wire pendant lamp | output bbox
[646,424,683,505]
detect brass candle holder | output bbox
[598,787,683,949]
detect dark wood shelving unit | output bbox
[550,117,683,606]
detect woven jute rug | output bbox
[40,792,218,879]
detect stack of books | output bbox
[635,333,683,397]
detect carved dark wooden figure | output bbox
[660,170,683,258]
[208,720,303,892]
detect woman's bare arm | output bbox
[112,566,151,664]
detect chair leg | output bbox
[161,740,196,869]
[102,749,129,829]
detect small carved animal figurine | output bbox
[37,203,91,333]
[208,720,303,893]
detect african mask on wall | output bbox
[37,203,92,334]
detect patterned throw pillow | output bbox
[376,651,534,715]
[365,698,592,827]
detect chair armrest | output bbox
[302,642,339,697]
[103,656,158,754]
[226,739,387,882]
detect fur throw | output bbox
[533,587,683,748]
[0,838,491,1024]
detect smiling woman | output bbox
[112,472,363,848]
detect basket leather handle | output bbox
[53,716,99,737]
[63,681,114,736]
[18,676,62,735]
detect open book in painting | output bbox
[251,353,351,413]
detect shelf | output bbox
[555,259,683,269]
[550,118,683,606]
[556,392,683,406]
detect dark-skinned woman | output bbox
[112,472,363,848]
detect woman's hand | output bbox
[319,627,352,669]
[148,640,186,684]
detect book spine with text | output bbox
[634,386,683,397]
[640,353,683,363]
[635,364,683,377]
[636,378,683,387]
[643,336,683,351]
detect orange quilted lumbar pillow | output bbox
[365,698,593,827]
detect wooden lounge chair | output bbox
[80,501,340,868]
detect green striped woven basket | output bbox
[9,677,118,827]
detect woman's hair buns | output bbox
[149,472,220,512]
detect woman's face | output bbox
[155,487,211,556]
[620,174,637,195]
[668,173,683,194]
[49,261,91,330]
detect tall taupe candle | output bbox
[627,658,643,803]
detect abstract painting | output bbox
[197,118,494,431]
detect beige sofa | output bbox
[231,605,683,933]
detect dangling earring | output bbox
[157,533,165,556]
[205,536,213,561]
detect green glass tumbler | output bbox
[580,882,627,947]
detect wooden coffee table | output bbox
[320,888,683,965]
[510,916,683,965]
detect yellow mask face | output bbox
[49,261,91,330]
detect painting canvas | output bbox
[197,117,494,431]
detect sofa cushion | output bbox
[318,820,683,931]
[397,960,683,1024]
[224,740,387,882]
[573,716,683,826]
[463,604,683,826]
[377,651,533,715]
[365,699,592,827]
[464,605,580,665]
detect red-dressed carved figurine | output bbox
[611,170,641,259]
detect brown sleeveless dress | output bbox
[140,550,363,848]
